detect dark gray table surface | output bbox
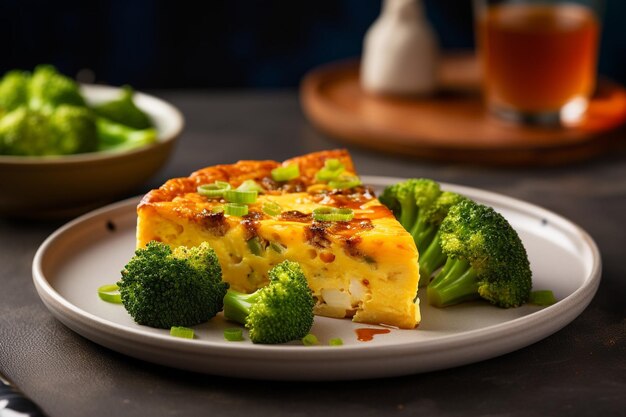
[1,91,624,417]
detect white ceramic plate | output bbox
[32,177,601,380]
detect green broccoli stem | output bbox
[412,221,438,251]
[427,257,480,307]
[408,217,425,244]
[223,289,261,325]
[406,212,438,255]
[418,233,448,285]
[398,198,418,232]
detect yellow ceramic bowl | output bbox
[0,84,184,218]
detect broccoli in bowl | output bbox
[0,65,157,156]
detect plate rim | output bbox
[31,177,602,376]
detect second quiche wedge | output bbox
[137,150,421,329]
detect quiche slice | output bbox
[137,150,421,328]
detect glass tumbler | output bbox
[474,0,602,125]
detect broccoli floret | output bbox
[0,105,98,155]
[28,65,86,111]
[96,117,157,152]
[0,70,30,113]
[379,178,441,245]
[49,105,98,154]
[117,241,228,329]
[92,85,153,129]
[0,107,51,155]
[223,260,315,344]
[379,179,467,286]
[427,200,532,308]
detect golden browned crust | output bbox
[283,149,355,184]
[139,149,355,207]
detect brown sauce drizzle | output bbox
[280,210,312,223]
[355,328,391,342]
[354,205,393,221]
[329,219,374,236]
[310,186,376,207]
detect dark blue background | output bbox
[1,0,624,88]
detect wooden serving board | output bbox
[300,55,626,166]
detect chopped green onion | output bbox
[211,205,224,214]
[262,200,282,216]
[529,290,557,306]
[237,180,264,193]
[271,164,300,182]
[329,338,344,346]
[170,326,194,339]
[328,175,362,190]
[224,203,248,216]
[224,189,258,204]
[269,241,285,254]
[224,327,244,341]
[97,284,122,304]
[312,207,354,222]
[324,158,343,171]
[302,333,320,346]
[247,237,264,256]
[316,168,343,181]
[316,159,345,181]
[197,181,231,198]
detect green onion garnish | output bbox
[316,159,345,181]
[262,200,282,216]
[97,284,122,304]
[269,241,285,254]
[312,207,354,222]
[197,181,231,198]
[237,180,264,193]
[329,338,344,346]
[316,169,342,181]
[529,290,557,306]
[324,158,343,170]
[328,175,362,190]
[224,189,258,204]
[170,326,194,339]
[271,164,300,182]
[302,333,320,346]
[224,327,244,341]
[247,237,264,256]
[212,205,224,213]
[224,203,248,216]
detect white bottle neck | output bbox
[381,0,426,20]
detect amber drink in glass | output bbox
[475,0,601,125]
